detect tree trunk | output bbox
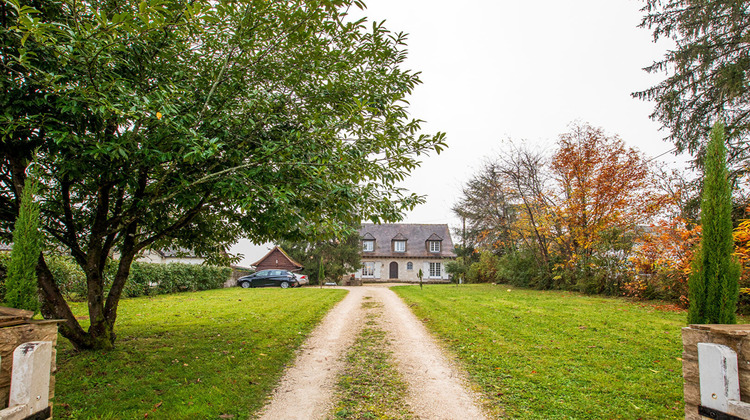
[36,254,116,350]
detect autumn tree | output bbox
[0,0,445,350]
[550,123,656,292]
[628,217,701,305]
[495,143,554,274]
[635,0,750,173]
[452,142,555,287]
[688,123,740,324]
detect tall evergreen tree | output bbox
[688,123,740,324]
[4,177,41,313]
[635,0,750,174]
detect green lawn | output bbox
[393,284,693,419]
[54,287,347,419]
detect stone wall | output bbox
[682,324,750,419]
[0,321,59,410]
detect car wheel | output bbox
[240,281,251,288]
[280,281,290,289]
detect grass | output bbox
[330,298,413,419]
[54,287,347,419]
[393,284,697,419]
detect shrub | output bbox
[465,251,501,283]
[0,253,9,301]
[738,288,750,315]
[576,253,631,296]
[495,248,551,289]
[1,257,230,302]
[46,255,88,301]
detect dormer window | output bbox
[362,232,376,252]
[391,232,407,253]
[426,232,443,253]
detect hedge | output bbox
[0,254,231,302]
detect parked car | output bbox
[237,269,300,289]
[293,273,309,286]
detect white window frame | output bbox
[429,262,441,278]
[429,241,441,253]
[363,240,374,252]
[362,262,375,277]
[394,240,406,252]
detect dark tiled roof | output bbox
[392,233,407,240]
[359,223,456,258]
[426,233,443,241]
[157,247,200,258]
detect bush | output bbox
[0,252,9,302]
[496,249,551,289]
[738,288,750,315]
[0,256,230,301]
[46,255,88,301]
[576,253,631,296]
[465,251,501,283]
[128,262,230,296]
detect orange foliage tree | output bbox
[627,217,701,305]
[549,123,660,291]
[734,216,750,284]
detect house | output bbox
[356,223,456,283]
[136,248,205,265]
[252,246,303,272]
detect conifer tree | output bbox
[4,178,41,313]
[688,123,740,324]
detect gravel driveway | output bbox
[256,285,487,419]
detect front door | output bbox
[389,262,398,279]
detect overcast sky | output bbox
[231,0,685,266]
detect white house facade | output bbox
[355,223,456,283]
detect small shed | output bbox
[252,246,303,272]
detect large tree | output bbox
[0,0,445,349]
[550,123,655,269]
[635,0,750,172]
[280,230,360,285]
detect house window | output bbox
[407,262,413,270]
[429,241,441,252]
[363,240,374,252]
[362,262,375,277]
[429,262,441,278]
[394,240,406,252]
